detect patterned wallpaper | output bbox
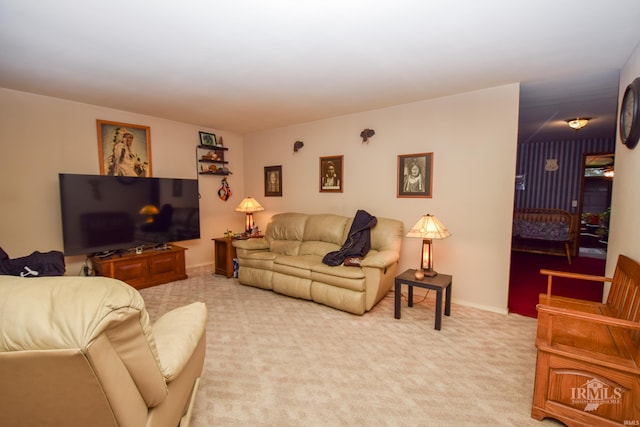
[514,138,615,213]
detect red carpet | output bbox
[508,251,606,318]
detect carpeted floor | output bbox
[140,267,562,426]
[508,251,606,318]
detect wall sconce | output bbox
[405,214,451,279]
[565,117,591,131]
[235,197,264,233]
[360,129,375,143]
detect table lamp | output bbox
[235,197,264,233]
[405,214,451,279]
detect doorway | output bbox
[578,153,614,260]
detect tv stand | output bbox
[91,245,187,289]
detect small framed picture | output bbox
[320,155,343,193]
[97,120,152,177]
[199,131,217,146]
[397,152,433,198]
[264,165,282,197]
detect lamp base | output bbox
[423,268,438,278]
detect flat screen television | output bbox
[59,173,200,256]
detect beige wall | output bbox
[0,84,520,313]
[3,58,638,312]
[0,88,246,274]
[607,40,640,292]
[242,84,520,313]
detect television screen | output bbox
[59,174,200,256]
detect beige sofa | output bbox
[232,212,403,315]
[0,275,207,427]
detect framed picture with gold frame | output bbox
[319,155,343,193]
[97,120,152,177]
[397,152,432,198]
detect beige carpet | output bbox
[139,266,561,426]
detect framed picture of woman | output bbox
[264,165,282,197]
[319,155,343,193]
[397,152,433,198]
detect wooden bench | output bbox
[512,208,577,264]
[531,254,640,426]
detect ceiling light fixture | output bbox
[565,117,591,131]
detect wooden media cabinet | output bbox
[91,245,187,289]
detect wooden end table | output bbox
[213,235,264,278]
[394,269,452,330]
[212,237,237,277]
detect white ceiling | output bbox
[1,1,640,136]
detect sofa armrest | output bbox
[151,302,207,382]
[360,250,399,269]
[232,237,269,251]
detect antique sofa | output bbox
[0,275,207,427]
[512,208,578,264]
[232,212,404,315]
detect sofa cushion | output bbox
[302,214,349,245]
[273,255,321,278]
[270,240,302,256]
[151,302,207,381]
[370,217,404,252]
[266,213,308,246]
[513,219,569,241]
[311,265,366,292]
[298,214,348,256]
[299,240,341,257]
[311,262,365,280]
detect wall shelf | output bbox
[196,144,231,175]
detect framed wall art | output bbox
[397,152,433,198]
[199,131,217,147]
[97,120,152,177]
[319,155,343,193]
[264,165,282,197]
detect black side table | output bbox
[394,269,452,330]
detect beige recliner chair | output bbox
[0,275,207,427]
